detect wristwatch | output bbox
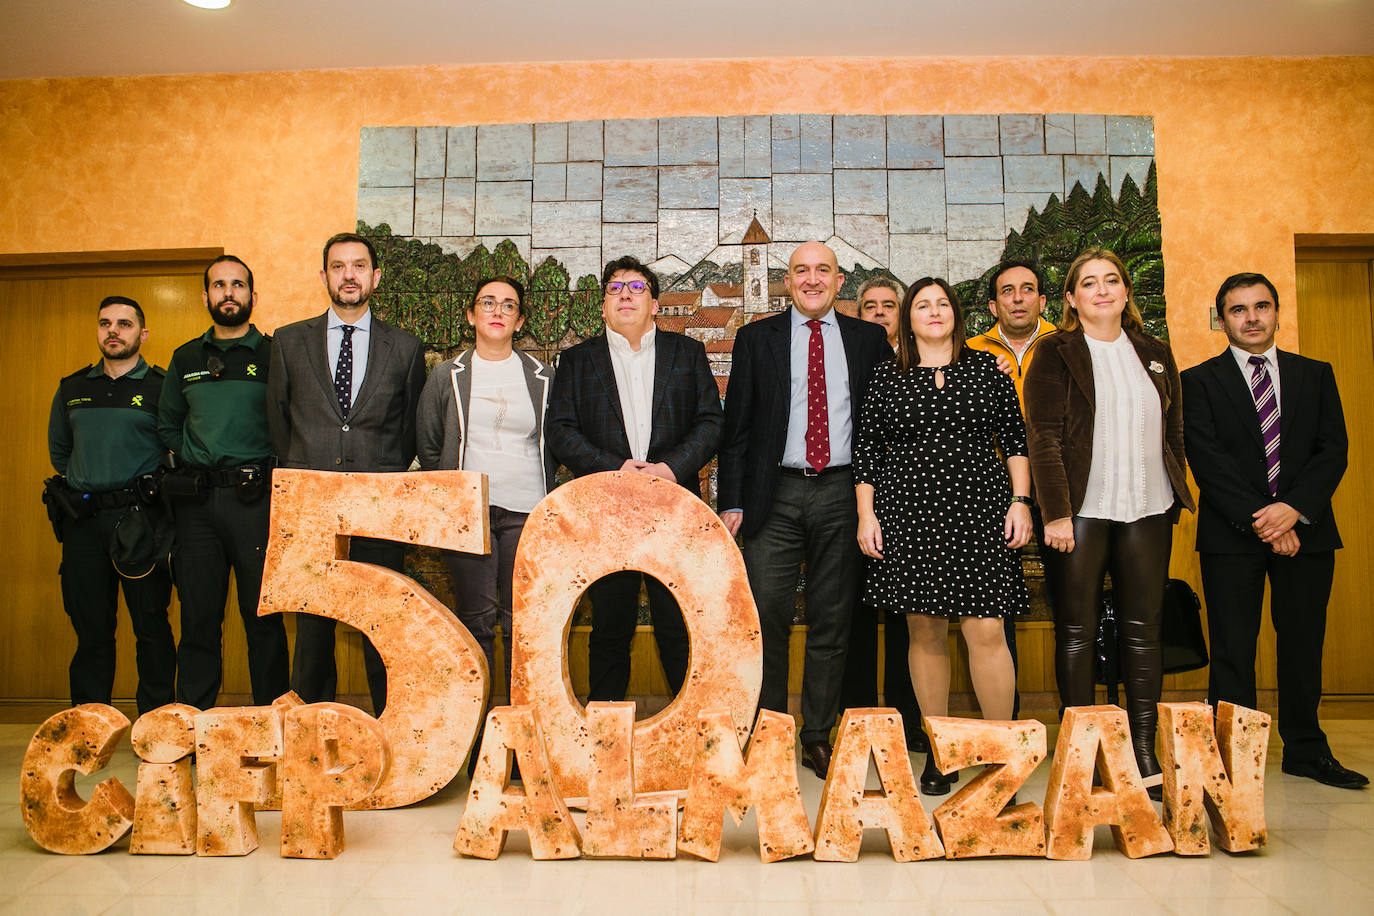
[1010,495,1033,506]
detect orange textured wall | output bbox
[2,54,1372,367]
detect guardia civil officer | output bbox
[47,295,176,715]
[159,255,289,709]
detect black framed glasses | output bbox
[606,280,650,295]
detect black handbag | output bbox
[1159,578,1209,674]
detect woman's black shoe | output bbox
[920,755,956,796]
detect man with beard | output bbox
[48,296,176,714]
[267,233,425,716]
[159,255,289,709]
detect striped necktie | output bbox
[1248,355,1280,496]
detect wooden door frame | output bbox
[0,248,222,279]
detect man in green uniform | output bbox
[47,295,176,715]
[159,255,289,709]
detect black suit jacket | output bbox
[545,329,723,498]
[718,309,892,537]
[267,311,427,472]
[1181,349,1347,554]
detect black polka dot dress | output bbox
[854,347,1030,619]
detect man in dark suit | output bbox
[546,255,723,702]
[267,232,426,717]
[718,241,892,777]
[1182,271,1365,789]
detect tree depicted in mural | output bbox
[959,163,1166,338]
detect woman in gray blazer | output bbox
[416,276,555,710]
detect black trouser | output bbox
[443,506,527,706]
[744,469,859,746]
[291,537,401,716]
[172,486,289,709]
[1201,550,1334,764]
[585,571,689,702]
[59,507,175,715]
[1051,513,1172,771]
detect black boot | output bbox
[920,753,956,796]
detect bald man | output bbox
[719,241,892,777]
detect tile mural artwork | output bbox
[356,114,1164,375]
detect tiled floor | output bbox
[3,717,1371,915]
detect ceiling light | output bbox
[183,0,232,9]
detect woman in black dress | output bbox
[855,277,1033,794]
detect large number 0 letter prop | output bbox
[20,705,134,855]
[259,469,491,809]
[510,471,763,798]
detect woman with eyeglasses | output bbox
[416,276,556,712]
[1023,248,1193,793]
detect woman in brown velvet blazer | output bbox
[1023,248,1194,789]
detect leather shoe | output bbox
[920,755,956,796]
[801,741,832,778]
[905,727,930,755]
[1282,755,1369,789]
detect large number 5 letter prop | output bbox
[511,471,763,798]
[259,470,491,809]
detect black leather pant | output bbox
[1051,513,1172,775]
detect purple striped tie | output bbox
[1249,355,1280,496]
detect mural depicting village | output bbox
[357,114,1166,391]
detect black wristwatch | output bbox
[1010,495,1033,506]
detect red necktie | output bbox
[805,319,830,472]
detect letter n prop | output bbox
[678,709,813,863]
[813,709,944,862]
[926,716,1046,858]
[130,703,199,855]
[20,705,134,854]
[511,471,762,799]
[280,703,390,859]
[1044,705,1173,860]
[194,706,283,856]
[584,702,677,859]
[1158,701,1269,854]
[259,469,491,809]
[453,706,581,860]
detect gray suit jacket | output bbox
[415,347,557,492]
[267,311,426,472]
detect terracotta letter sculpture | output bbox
[130,703,199,855]
[678,708,815,863]
[259,469,491,809]
[453,706,582,860]
[20,704,134,855]
[925,716,1046,858]
[279,702,391,859]
[813,709,944,862]
[194,706,284,856]
[251,691,305,812]
[1158,701,1269,854]
[511,471,762,798]
[1044,705,1174,860]
[583,702,678,859]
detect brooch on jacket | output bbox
[1148,360,1164,374]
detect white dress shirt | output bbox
[606,326,656,462]
[1230,343,1281,405]
[783,307,852,469]
[465,352,544,513]
[326,308,371,405]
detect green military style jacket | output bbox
[158,325,273,468]
[49,358,166,493]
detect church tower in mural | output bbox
[742,215,771,315]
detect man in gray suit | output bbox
[267,232,426,716]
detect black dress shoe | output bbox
[919,755,956,796]
[801,741,832,778]
[905,728,930,755]
[1282,755,1370,789]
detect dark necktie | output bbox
[335,325,356,416]
[1248,355,1280,496]
[805,318,830,472]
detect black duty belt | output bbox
[89,487,141,509]
[193,461,271,488]
[779,464,852,479]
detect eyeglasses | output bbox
[475,297,519,316]
[606,280,650,296]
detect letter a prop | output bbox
[1044,705,1173,860]
[20,705,134,854]
[813,709,944,862]
[453,706,581,860]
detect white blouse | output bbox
[1080,333,1174,522]
[464,352,545,514]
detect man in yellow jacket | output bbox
[966,259,1061,718]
